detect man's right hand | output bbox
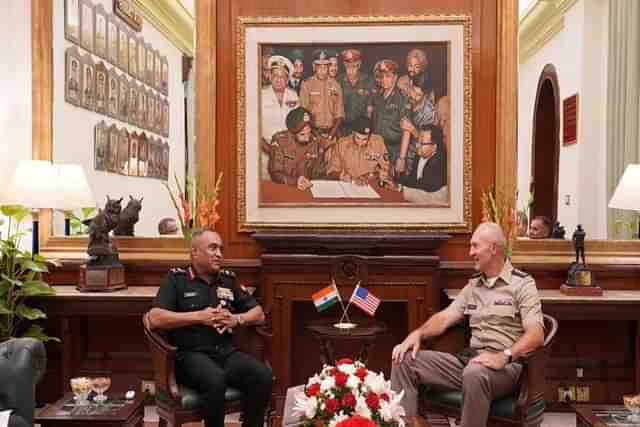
[391,330,422,364]
[196,307,220,328]
[297,176,312,190]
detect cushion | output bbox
[156,385,244,411]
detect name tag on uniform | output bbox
[466,304,477,310]
[217,288,234,301]
[310,91,321,95]
[365,152,381,161]
[494,299,513,306]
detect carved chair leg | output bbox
[158,417,168,427]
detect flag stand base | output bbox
[333,322,357,329]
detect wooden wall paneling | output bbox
[215,0,498,260]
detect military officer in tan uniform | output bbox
[268,107,329,190]
[299,49,345,141]
[391,222,545,427]
[327,116,389,185]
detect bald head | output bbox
[190,229,224,274]
[474,222,506,251]
[469,222,507,275]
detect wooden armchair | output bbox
[420,314,558,427]
[143,310,273,427]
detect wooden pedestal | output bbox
[560,283,603,297]
[77,264,126,292]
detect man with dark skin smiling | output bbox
[147,229,272,427]
[391,222,544,427]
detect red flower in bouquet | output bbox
[336,415,377,427]
[306,383,321,397]
[341,392,356,408]
[335,371,348,387]
[366,392,380,410]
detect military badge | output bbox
[217,287,235,301]
[286,100,298,108]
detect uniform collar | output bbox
[477,260,514,288]
[188,266,217,284]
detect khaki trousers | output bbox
[391,350,522,427]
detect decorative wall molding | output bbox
[133,0,194,56]
[519,0,579,63]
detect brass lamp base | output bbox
[77,264,127,292]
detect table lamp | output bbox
[52,164,95,235]
[0,160,58,254]
[608,164,640,239]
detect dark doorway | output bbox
[530,64,560,222]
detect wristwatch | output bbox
[235,314,245,326]
[503,348,513,364]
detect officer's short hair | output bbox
[158,217,177,235]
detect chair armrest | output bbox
[513,344,551,418]
[143,314,179,400]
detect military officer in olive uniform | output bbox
[391,223,545,427]
[337,49,375,136]
[370,60,409,165]
[148,230,272,427]
[299,49,345,141]
[327,116,389,185]
[268,107,329,190]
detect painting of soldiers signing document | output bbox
[239,16,471,231]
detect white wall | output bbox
[52,0,186,236]
[0,1,33,250]
[518,0,584,235]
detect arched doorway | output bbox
[530,64,560,222]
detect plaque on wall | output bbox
[118,25,129,72]
[145,42,154,86]
[154,93,162,133]
[94,120,108,171]
[162,98,169,137]
[129,132,139,177]
[127,84,137,125]
[161,56,168,95]
[161,141,169,181]
[80,0,95,52]
[94,4,108,59]
[137,37,146,81]
[138,85,147,127]
[95,62,108,114]
[65,46,82,106]
[128,33,138,78]
[118,73,128,121]
[138,132,148,177]
[117,127,130,176]
[64,0,80,44]
[107,68,119,118]
[114,0,143,32]
[81,54,96,111]
[154,50,162,91]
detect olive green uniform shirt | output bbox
[299,76,345,129]
[449,261,544,352]
[268,130,328,185]
[338,73,375,131]
[371,85,409,159]
[327,134,389,179]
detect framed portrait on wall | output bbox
[118,73,129,121]
[161,57,169,95]
[237,15,472,232]
[118,25,129,72]
[149,137,159,179]
[161,141,170,181]
[107,14,119,65]
[138,85,147,127]
[79,0,94,52]
[118,127,130,176]
[107,68,119,118]
[154,50,162,90]
[107,124,119,173]
[145,42,154,85]
[94,4,107,59]
[64,0,80,44]
[162,97,169,137]
[128,34,138,78]
[95,61,108,114]
[94,120,108,171]
[65,46,82,106]
[129,132,139,177]
[81,54,96,111]
[128,84,138,125]
[146,88,154,130]
[154,93,163,132]
[137,37,146,81]
[138,132,148,177]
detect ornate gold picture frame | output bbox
[237,15,472,232]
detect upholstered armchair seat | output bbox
[155,383,245,411]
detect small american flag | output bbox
[350,285,380,316]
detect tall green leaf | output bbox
[18,280,56,297]
[15,304,47,320]
[22,324,61,343]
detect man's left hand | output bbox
[470,351,508,370]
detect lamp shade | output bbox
[0,160,59,208]
[608,164,640,211]
[52,164,95,210]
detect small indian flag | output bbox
[312,284,340,312]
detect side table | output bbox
[35,393,144,427]
[305,320,387,366]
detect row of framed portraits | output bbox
[94,120,170,180]
[65,0,169,96]
[66,46,170,137]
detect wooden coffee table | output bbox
[35,393,144,427]
[575,404,638,427]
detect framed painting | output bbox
[80,54,95,111]
[145,42,154,86]
[118,25,129,73]
[137,37,146,81]
[138,85,147,128]
[237,15,472,231]
[161,56,169,95]
[118,73,129,121]
[118,127,130,176]
[107,67,119,118]
[94,4,108,59]
[79,0,94,52]
[129,131,140,177]
[64,0,80,45]
[107,124,119,173]
[65,46,82,106]
[95,61,108,114]
[107,14,119,65]
[154,50,162,91]
[94,120,108,171]
[138,132,148,177]
[128,84,138,125]
[128,34,138,78]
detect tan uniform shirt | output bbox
[268,130,328,185]
[449,261,544,352]
[327,134,389,179]
[299,76,345,129]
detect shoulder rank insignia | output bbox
[169,267,187,274]
[512,269,529,278]
[220,269,236,279]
